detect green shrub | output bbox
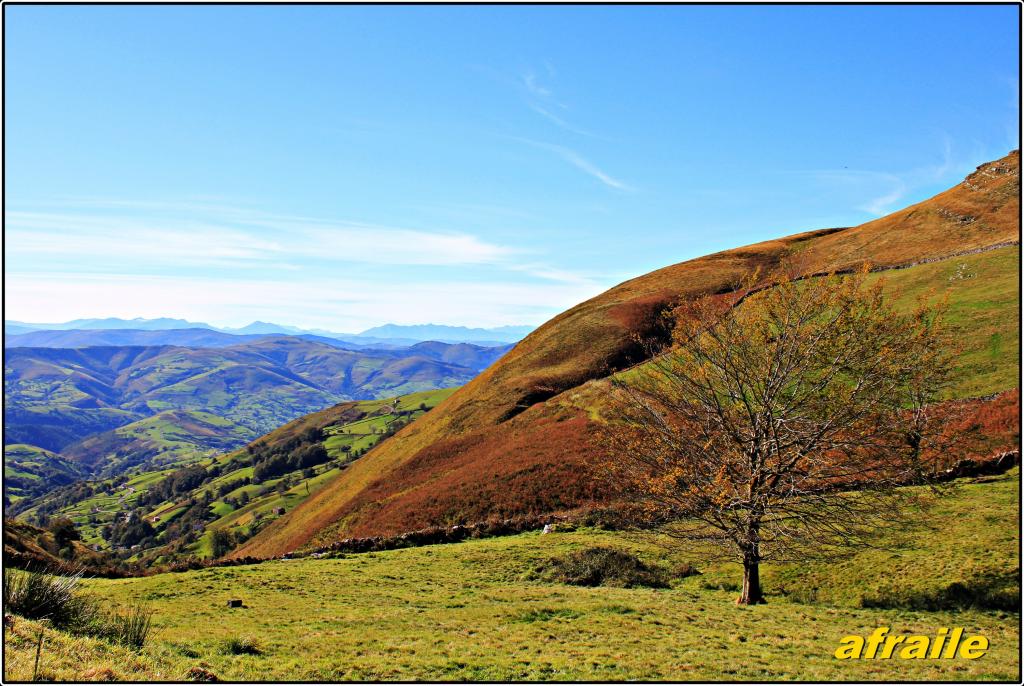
[221,636,262,655]
[699,578,740,593]
[536,547,670,588]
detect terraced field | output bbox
[18,469,177,547]
[17,389,456,562]
[184,389,457,557]
[3,444,84,506]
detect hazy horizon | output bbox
[4,316,535,336]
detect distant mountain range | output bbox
[4,328,387,350]
[5,317,209,334]
[5,319,534,346]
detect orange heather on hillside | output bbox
[234,151,1020,560]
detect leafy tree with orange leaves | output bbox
[602,265,955,605]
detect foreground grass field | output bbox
[5,469,1019,681]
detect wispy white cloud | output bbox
[4,201,611,328]
[787,136,974,217]
[553,145,632,192]
[511,64,626,188]
[859,178,908,216]
[5,208,517,268]
[932,133,955,180]
[526,102,599,138]
[522,72,552,98]
[518,66,604,139]
[504,261,601,287]
[514,137,632,192]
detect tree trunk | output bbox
[737,555,765,605]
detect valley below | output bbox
[4,336,508,506]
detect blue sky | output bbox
[4,4,1019,332]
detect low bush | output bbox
[699,578,740,593]
[172,642,202,658]
[221,636,263,655]
[673,563,702,579]
[535,547,670,588]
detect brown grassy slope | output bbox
[234,151,1020,559]
[3,519,116,574]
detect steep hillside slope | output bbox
[235,151,1020,559]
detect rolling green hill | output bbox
[3,444,85,508]
[60,410,254,477]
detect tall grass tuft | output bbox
[3,568,89,628]
[92,604,154,649]
[535,547,671,588]
[4,568,154,649]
